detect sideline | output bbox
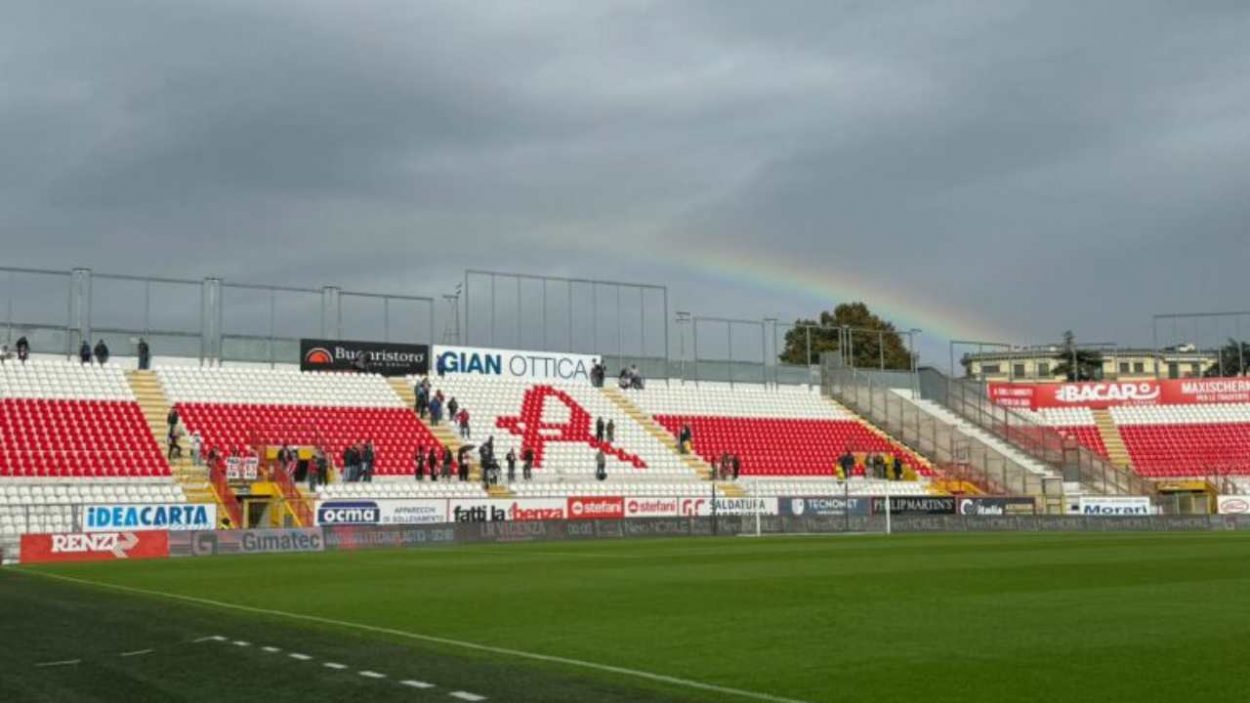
[25,570,814,703]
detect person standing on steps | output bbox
[137,338,150,370]
[506,448,517,483]
[606,419,615,443]
[595,417,605,443]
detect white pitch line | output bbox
[400,680,435,689]
[120,649,154,657]
[35,659,81,668]
[192,636,226,643]
[323,662,348,670]
[359,670,386,679]
[232,640,251,647]
[30,571,814,703]
[288,653,312,661]
[261,646,282,653]
[449,692,487,702]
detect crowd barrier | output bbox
[15,514,1250,564]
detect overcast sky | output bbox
[4,0,1249,363]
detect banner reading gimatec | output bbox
[433,345,598,382]
[989,379,1250,410]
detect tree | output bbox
[1204,339,1250,377]
[778,302,912,369]
[1052,330,1104,382]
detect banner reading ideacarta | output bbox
[989,378,1250,410]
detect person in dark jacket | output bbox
[606,419,615,443]
[93,339,109,365]
[79,340,92,364]
[415,446,425,481]
[838,451,856,480]
[362,441,375,483]
[167,407,180,433]
[428,447,440,481]
[595,449,607,481]
[506,448,517,483]
[15,336,29,364]
[732,454,741,480]
[457,446,471,482]
[595,417,605,442]
[441,447,453,480]
[447,397,459,422]
[522,447,534,480]
[678,425,692,454]
[137,338,150,370]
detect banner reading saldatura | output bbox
[301,338,429,376]
[433,345,598,382]
[988,378,1250,410]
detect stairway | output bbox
[717,482,746,498]
[385,378,474,479]
[1092,409,1133,469]
[125,370,216,505]
[824,396,938,476]
[599,386,714,480]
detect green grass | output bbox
[6,532,1250,702]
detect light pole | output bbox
[675,311,691,384]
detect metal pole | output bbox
[490,273,496,347]
[662,288,669,382]
[383,297,390,342]
[805,327,812,384]
[5,270,12,345]
[640,288,646,374]
[269,288,276,368]
[761,320,767,387]
[728,321,734,388]
[879,330,885,371]
[592,283,598,354]
[567,280,573,353]
[848,328,855,369]
[1239,316,1245,376]
[616,285,622,371]
[463,271,470,346]
[516,275,522,348]
[541,278,547,351]
[693,319,699,384]
[144,280,151,337]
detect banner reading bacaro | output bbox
[989,379,1250,410]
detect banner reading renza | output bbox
[20,530,169,564]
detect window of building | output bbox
[1168,363,1179,379]
[1133,362,1145,374]
[1119,362,1130,374]
[1013,364,1026,378]
[1191,363,1202,377]
[1037,362,1050,377]
[981,364,1000,375]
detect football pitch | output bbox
[5,532,1250,702]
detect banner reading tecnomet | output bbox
[432,345,597,382]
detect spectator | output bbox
[428,447,440,482]
[618,368,630,390]
[678,425,692,454]
[190,431,202,467]
[167,407,180,433]
[415,383,429,418]
[94,339,109,366]
[732,454,741,481]
[838,451,855,481]
[0,343,10,364]
[595,449,607,481]
[720,452,732,481]
[79,340,92,364]
[590,359,605,387]
[167,425,182,460]
[415,446,425,481]
[506,448,517,483]
[893,458,905,481]
[595,417,605,443]
[522,447,534,480]
[441,447,453,480]
[872,454,886,480]
[362,441,375,483]
[343,444,358,482]
[137,338,150,370]
[429,395,443,426]
[447,397,459,422]
[606,419,615,443]
[629,364,644,390]
[457,446,472,482]
[309,450,323,491]
[16,336,29,364]
[457,408,471,439]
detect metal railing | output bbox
[824,363,1064,503]
[920,368,1149,496]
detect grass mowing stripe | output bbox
[25,569,813,703]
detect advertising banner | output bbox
[433,345,597,382]
[21,530,169,564]
[323,524,457,551]
[957,497,1037,516]
[447,498,568,522]
[677,497,778,517]
[1077,496,1153,516]
[624,497,681,518]
[226,457,260,481]
[778,496,870,517]
[84,503,217,532]
[315,500,448,526]
[1216,496,1250,515]
[870,496,957,515]
[169,528,325,557]
[989,378,1250,410]
[567,496,625,520]
[300,338,429,376]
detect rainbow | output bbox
[676,247,1015,344]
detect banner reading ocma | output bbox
[301,338,429,376]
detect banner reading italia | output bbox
[988,378,1250,410]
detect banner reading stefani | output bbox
[989,379,1250,410]
[433,345,597,382]
[300,338,429,376]
[567,496,625,520]
[21,530,169,564]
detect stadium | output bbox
[6,3,1250,702]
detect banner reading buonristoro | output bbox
[301,338,429,376]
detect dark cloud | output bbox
[2,0,1248,360]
